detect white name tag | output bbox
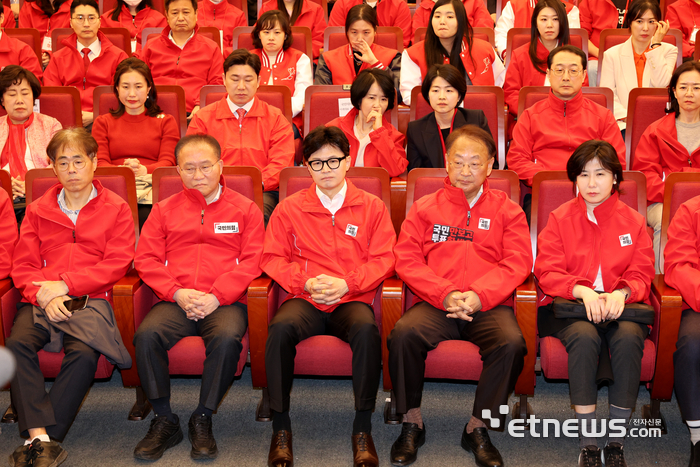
[619,234,633,247]
[338,98,353,117]
[478,218,490,230]
[691,27,698,44]
[214,222,239,233]
[345,224,358,237]
[41,36,51,51]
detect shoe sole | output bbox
[134,430,184,460]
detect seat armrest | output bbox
[248,275,275,389]
[514,273,537,397]
[649,274,684,401]
[0,278,14,345]
[113,269,143,387]
[381,276,405,391]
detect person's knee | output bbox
[65,341,100,369]
[267,317,299,345]
[563,322,601,352]
[387,319,420,352]
[613,322,646,347]
[501,332,527,360]
[133,320,165,350]
[676,331,700,363]
[207,327,244,355]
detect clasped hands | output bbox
[305,274,349,306]
[33,280,71,323]
[174,289,220,321]
[574,285,627,324]
[443,290,482,321]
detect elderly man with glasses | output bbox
[132,134,264,461]
[43,0,128,130]
[7,128,134,467]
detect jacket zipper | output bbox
[73,229,76,242]
[563,101,567,117]
[193,209,204,287]
[82,77,86,90]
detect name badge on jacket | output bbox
[619,234,632,247]
[478,218,490,230]
[214,222,239,234]
[345,224,358,237]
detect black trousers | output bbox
[674,308,700,421]
[263,191,279,228]
[387,303,526,429]
[265,298,381,413]
[6,304,100,441]
[133,301,247,411]
[555,319,647,408]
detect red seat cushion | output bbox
[294,336,353,375]
[167,333,249,377]
[37,350,114,379]
[424,340,483,380]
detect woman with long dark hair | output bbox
[100,0,167,53]
[258,0,326,60]
[400,0,504,105]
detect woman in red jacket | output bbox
[258,0,326,60]
[314,4,400,93]
[100,0,167,53]
[534,140,655,467]
[251,9,312,132]
[326,68,407,176]
[632,61,700,272]
[400,0,504,105]
[18,0,72,67]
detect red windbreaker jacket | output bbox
[578,0,630,56]
[19,0,72,47]
[261,179,396,312]
[329,0,412,47]
[0,31,43,80]
[413,0,493,34]
[135,176,264,306]
[100,5,167,53]
[0,189,17,279]
[395,177,532,312]
[665,195,700,312]
[666,0,699,59]
[197,0,246,56]
[322,43,398,85]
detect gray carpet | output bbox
[0,368,689,466]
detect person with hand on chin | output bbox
[132,134,264,461]
[535,140,655,467]
[262,126,396,467]
[388,125,530,467]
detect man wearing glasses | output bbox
[43,0,128,130]
[262,126,396,467]
[507,45,626,218]
[132,134,264,461]
[7,128,134,467]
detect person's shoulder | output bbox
[193,30,220,49]
[678,194,700,216]
[33,112,62,128]
[548,197,579,221]
[220,187,258,211]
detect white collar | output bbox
[168,30,195,49]
[209,184,223,204]
[316,180,347,215]
[227,96,255,118]
[468,185,484,208]
[77,37,101,59]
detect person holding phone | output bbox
[6,128,135,467]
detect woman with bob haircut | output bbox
[326,68,407,176]
[599,0,677,132]
[93,57,179,175]
[315,4,401,93]
[400,0,505,106]
[258,0,326,60]
[407,63,491,171]
[535,140,655,467]
[100,0,167,53]
[0,66,62,201]
[251,10,312,131]
[632,61,700,271]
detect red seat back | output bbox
[626,88,669,169]
[231,26,313,59]
[37,87,83,128]
[517,86,615,117]
[5,28,42,59]
[51,27,132,56]
[323,26,403,53]
[0,169,10,199]
[101,0,165,14]
[505,28,588,69]
[659,173,700,272]
[199,85,294,123]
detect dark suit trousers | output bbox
[6,304,100,441]
[265,298,381,413]
[674,308,700,421]
[387,303,526,428]
[133,301,247,411]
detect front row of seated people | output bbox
[6,123,700,467]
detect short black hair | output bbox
[566,140,624,194]
[303,126,350,162]
[669,61,700,115]
[253,10,293,50]
[165,0,197,13]
[70,0,100,16]
[446,125,496,160]
[224,49,262,76]
[421,64,466,108]
[0,66,42,110]
[623,0,661,28]
[46,128,98,163]
[175,134,221,164]
[350,68,395,111]
[547,44,587,70]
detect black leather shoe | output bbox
[578,445,603,467]
[9,439,67,467]
[461,426,503,467]
[189,413,218,459]
[268,430,293,467]
[691,441,700,467]
[352,432,379,467]
[603,443,627,467]
[134,414,183,460]
[390,422,426,466]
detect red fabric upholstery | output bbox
[154,173,256,203]
[101,0,165,15]
[199,85,293,123]
[232,26,312,58]
[670,182,700,220]
[51,27,132,56]
[37,87,82,128]
[152,87,187,137]
[5,28,41,59]
[627,90,668,167]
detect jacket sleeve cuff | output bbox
[59,274,74,295]
[468,285,489,311]
[168,285,181,302]
[210,287,229,307]
[567,278,592,300]
[369,126,389,140]
[438,285,459,311]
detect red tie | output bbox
[82,48,91,74]
[236,108,246,120]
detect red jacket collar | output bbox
[28,0,71,15]
[182,174,227,207]
[301,178,364,212]
[656,112,698,156]
[60,31,116,53]
[117,4,157,20]
[546,88,584,115]
[337,108,391,140]
[199,0,231,13]
[442,176,491,208]
[575,190,620,222]
[0,33,11,52]
[35,179,106,225]
[159,24,200,49]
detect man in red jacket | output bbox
[262,126,395,467]
[43,0,128,129]
[6,128,135,467]
[388,125,531,467]
[137,0,224,118]
[132,134,264,461]
[188,49,294,226]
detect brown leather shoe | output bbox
[268,430,293,467]
[352,432,379,467]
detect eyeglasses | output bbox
[55,159,88,171]
[307,156,348,172]
[550,68,582,77]
[179,164,215,176]
[72,14,99,24]
[449,160,484,172]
